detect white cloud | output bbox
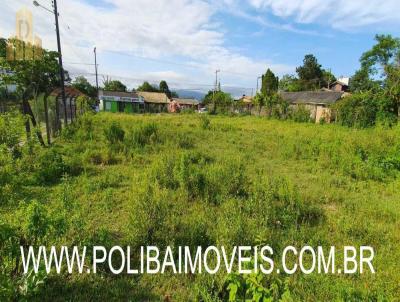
[247,0,400,29]
[0,0,294,92]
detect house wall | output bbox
[315,106,332,123]
[332,83,344,92]
[101,95,144,113]
[289,103,332,123]
[144,103,168,113]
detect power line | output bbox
[56,40,258,79]
[68,71,253,90]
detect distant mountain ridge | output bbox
[173,89,206,100]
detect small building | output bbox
[235,95,254,113]
[99,91,144,113]
[236,95,253,105]
[329,77,350,92]
[171,98,199,111]
[137,91,170,113]
[0,68,17,93]
[280,91,346,123]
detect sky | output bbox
[1,0,400,96]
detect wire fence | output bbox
[0,91,89,145]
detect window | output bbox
[105,101,112,111]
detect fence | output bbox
[0,90,90,145]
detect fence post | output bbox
[68,96,73,123]
[44,94,51,145]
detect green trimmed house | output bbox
[99,91,145,113]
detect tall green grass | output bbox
[0,112,399,301]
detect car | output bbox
[198,107,208,114]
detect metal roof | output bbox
[280,91,345,105]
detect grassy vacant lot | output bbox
[1,112,400,301]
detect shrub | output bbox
[246,176,324,230]
[151,152,248,205]
[200,115,211,130]
[21,200,50,245]
[0,112,24,146]
[104,121,125,146]
[33,148,66,184]
[177,133,195,149]
[333,92,387,128]
[290,105,311,123]
[125,122,159,149]
[129,183,172,247]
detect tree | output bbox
[253,93,266,115]
[72,76,97,97]
[0,38,6,58]
[279,74,302,92]
[159,80,172,98]
[203,90,233,114]
[261,69,279,96]
[137,81,159,93]
[385,65,400,117]
[103,78,127,92]
[322,69,336,88]
[0,40,61,146]
[360,34,400,76]
[351,35,400,118]
[349,67,380,93]
[296,54,324,90]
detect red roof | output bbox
[51,86,86,98]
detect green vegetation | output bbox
[1,112,399,301]
[137,81,178,98]
[203,91,234,114]
[338,35,400,127]
[279,54,334,92]
[103,78,127,92]
[72,76,98,98]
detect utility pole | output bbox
[94,47,99,102]
[212,69,220,114]
[53,0,68,127]
[256,76,262,94]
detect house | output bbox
[99,90,144,113]
[0,68,17,93]
[171,98,199,111]
[280,91,347,123]
[237,95,254,105]
[137,91,170,113]
[329,77,350,92]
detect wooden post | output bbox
[22,99,31,142]
[69,96,73,123]
[74,98,77,118]
[25,100,45,147]
[43,94,51,145]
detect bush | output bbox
[104,121,125,146]
[125,122,159,149]
[151,152,247,205]
[333,91,397,128]
[199,115,211,130]
[33,148,66,184]
[0,112,25,150]
[176,133,195,149]
[246,176,324,230]
[129,183,172,247]
[290,105,311,123]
